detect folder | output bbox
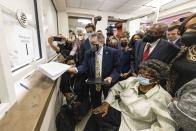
[37,62,72,80]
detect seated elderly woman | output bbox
[84,59,176,131]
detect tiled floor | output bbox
[75,92,105,131]
[62,95,92,131]
[75,110,92,131]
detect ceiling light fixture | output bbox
[77,19,91,24]
[144,0,174,8]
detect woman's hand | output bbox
[172,97,177,102]
[93,102,109,117]
[48,36,54,44]
[104,77,112,84]
[64,93,74,101]
[131,72,137,77]
[121,72,130,78]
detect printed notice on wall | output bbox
[2,12,35,71]
[9,26,34,71]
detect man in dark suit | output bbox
[78,23,96,65]
[166,23,184,48]
[68,33,120,108]
[134,23,179,72]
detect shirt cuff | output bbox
[75,67,78,73]
[104,92,114,105]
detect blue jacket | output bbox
[77,46,120,82]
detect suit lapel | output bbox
[86,38,91,49]
[90,51,95,78]
[140,42,146,61]
[102,47,109,78]
[148,39,163,58]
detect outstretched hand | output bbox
[104,77,112,84]
[67,67,77,74]
[93,102,109,117]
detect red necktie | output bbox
[142,44,151,62]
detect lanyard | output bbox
[69,77,76,93]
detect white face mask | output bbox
[136,76,151,86]
[78,36,83,40]
[84,32,93,39]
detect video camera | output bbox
[94,16,102,26]
[106,25,115,37]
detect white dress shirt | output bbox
[105,77,176,131]
[168,38,179,45]
[144,39,160,55]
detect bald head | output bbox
[147,23,168,36]
[143,23,168,43]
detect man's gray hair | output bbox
[91,33,105,43]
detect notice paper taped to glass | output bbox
[37,62,72,80]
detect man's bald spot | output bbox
[149,23,168,35]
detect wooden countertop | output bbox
[0,70,57,131]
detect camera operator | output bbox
[106,25,114,46]
[68,30,80,58]
[48,35,71,59]
[97,30,103,35]
[94,16,102,26]
[48,34,77,60]
[108,36,119,49]
[106,26,118,46]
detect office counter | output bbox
[0,57,63,131]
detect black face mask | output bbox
[121,42,128,47]
[108,43,117,48]
[181,32,196,47]
[91,44,100,52]
[143,34,160,43]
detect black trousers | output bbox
[89,85,111,108]
[56,99,90,131]
[84,107,121,131]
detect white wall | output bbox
[144,0,196,23]
[41,0,59,60]
[0,10,16,104]
[96,14,108,37]
[128,19,141,38]
[0,0,36,21]
[159,0,196,19]
[63,8,133,37]
[42,0,58,36]
[58,11,69,37]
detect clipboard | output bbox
[85,79,110,86]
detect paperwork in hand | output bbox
[37,62,72,80]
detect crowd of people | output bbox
[48,13,196,131]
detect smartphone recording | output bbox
[53,36,63,41]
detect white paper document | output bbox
[37,62,71,80]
